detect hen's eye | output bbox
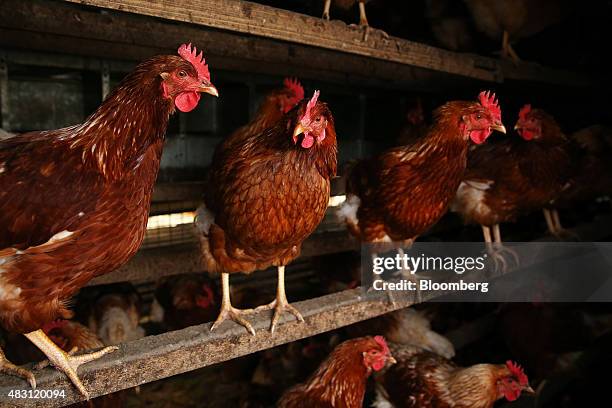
[315,117,322,123]
[178,70,187,78]
[476,114,482,119]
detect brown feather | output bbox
[197,100,337,275]
[0,55,193,333]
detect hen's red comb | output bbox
[519,104,532,121]
[283,77,305,102]
[42,319,67,334]
[506,360,529,385]
[178,43,210,81]
[302,90,320,122]
[374,335,390,355]
[478,91,501,121]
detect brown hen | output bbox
[278,336,395,408]
[196,91,337,334]
[0,43,217,396]
[375,342,534,408]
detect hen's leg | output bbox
[543,208,556,236]
[24,330,117,399]
[501,30,521,64]
[483,224,510,273]
[258,266,304,334]
[211,272,256,335]
[358,0,369,26]
[492,224,520,267]
[551,209,579,241]
[0,347,36,389]
[322,0,331,20]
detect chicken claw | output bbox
[487,246,520,275]
[24,329,117,399]
[260,297,304,334]
[211,304,256,336]
[256,266,304,334]
[211,272,256,335]
[0,347,36,389]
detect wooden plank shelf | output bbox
[0,288,412,407]
[2,212,611,407]
[59,0,590,87]
[0,0,592,89]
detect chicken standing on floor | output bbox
[375,342,534,408]
[196,90,337,334]
[0,43,218,397]
[452,104,573,257]
[278,336,396,408]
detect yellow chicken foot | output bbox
[211,272,256,335]
[24,330,118,399]
[256,266,304,334]
[0,346,36,389]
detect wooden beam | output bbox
[0,0,591,88]
[0,0,469,92]
[1,213,610,405]
[58,0,591,87]
[0,288,415,407]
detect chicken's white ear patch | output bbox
[160,72,170,80]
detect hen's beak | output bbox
[514,124,521,131]
[199,82,219,97]
[491,123,506,134]
[524,385,536,395]
[293,123,308,144]
[388,356,397,365]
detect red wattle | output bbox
[175,91,201,112]
[470,129,490,145]
[301,134,315,149]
